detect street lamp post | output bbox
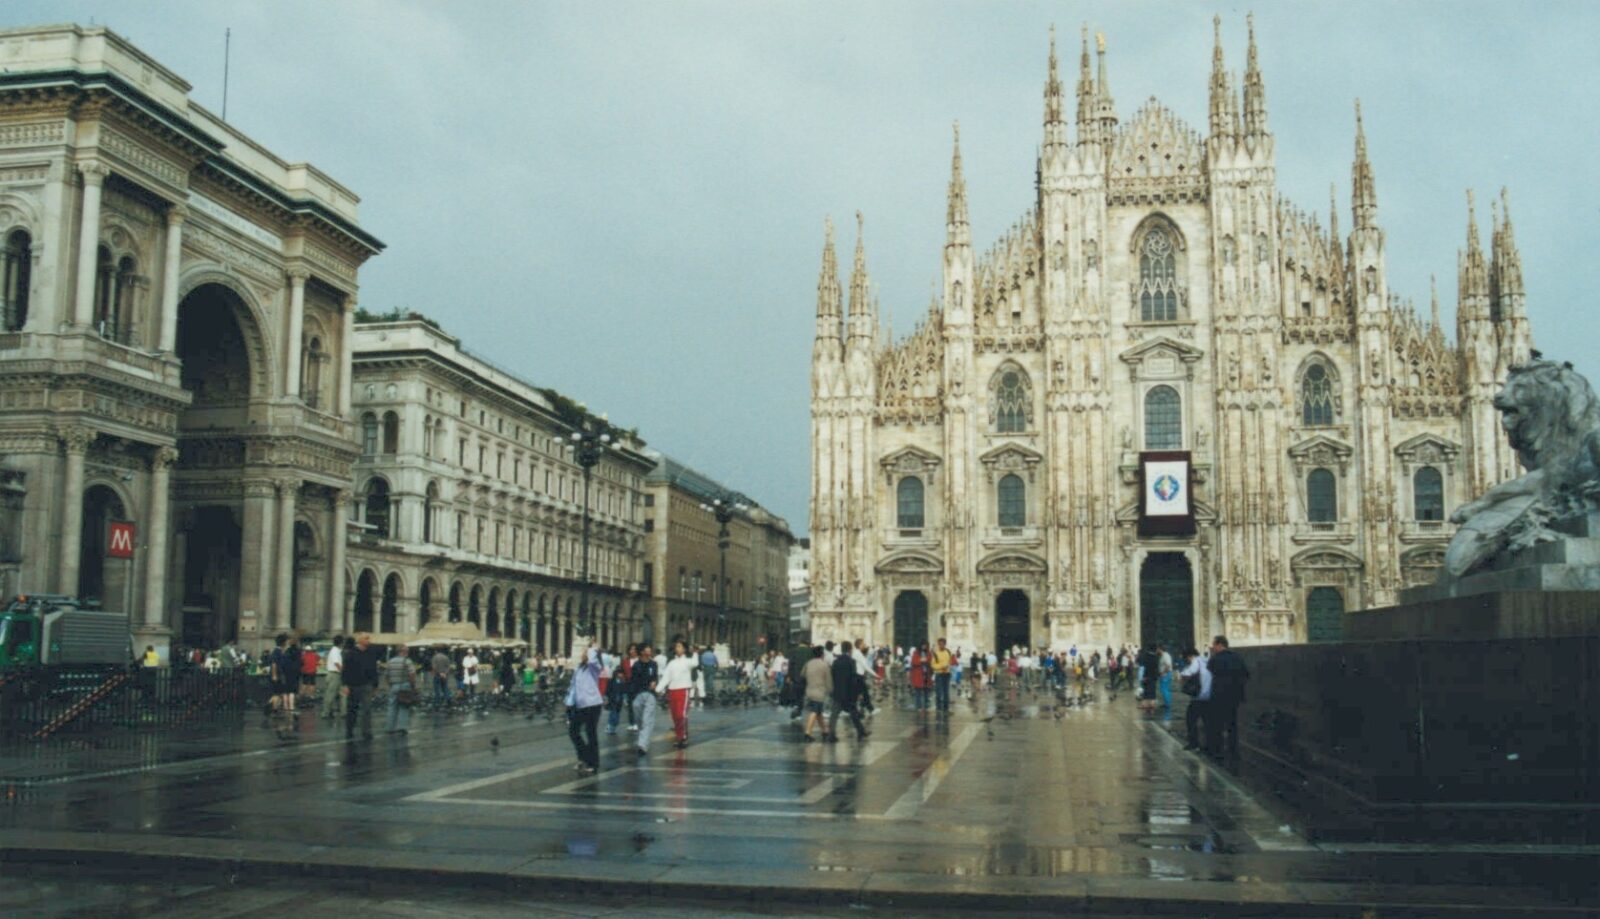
[570,424,612,639]
[699,491,749,648]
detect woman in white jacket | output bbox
[659,641,697,749]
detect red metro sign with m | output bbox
[108,521,136,559]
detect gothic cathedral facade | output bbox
[808,21,1529,652]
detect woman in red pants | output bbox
[660,640,696,748]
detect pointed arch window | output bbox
[993,370,1029,433]
[1143,385,1182,450]
[2,229,31,331]
[1307,469,1337,523]
[1137,226,1182,321]
[896,476,925,529]
[997,474,1026,528]
[1302,363,1337,426]
[301,336,326,409]
[1413,466,1444,522]
[382,411,400,455]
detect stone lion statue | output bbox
[1444,358,1600,578]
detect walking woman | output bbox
[382,642,419,735]
[660,640,696,749]
[801,645,832,741]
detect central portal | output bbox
[994,589,1030,652]
[1139,552,1194,652]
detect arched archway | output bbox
[354,569,377,633]
[994,589,1030,652]
[175,282,262,425]
[419,578,436,627]
[536,594,548,654]
[520,593,532,642]
[500,589,516,638]
[487,586,501,637]
[78,484,130,608]
[893,591,929,651]
[468,585,482,626]
[380,573,400,633]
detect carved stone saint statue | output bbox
[1442,358,1600,578]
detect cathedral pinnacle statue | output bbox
[1443,355,1600,578]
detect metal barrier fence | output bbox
[0,666,269,743]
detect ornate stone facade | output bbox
[345,321,653,655]
[809,21,1529,650]
[0,25,381,653]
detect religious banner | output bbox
[1139,451,1194,537]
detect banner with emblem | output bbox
[1139,451,1194,536]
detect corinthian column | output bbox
[158,204,186,352]
[327,488,350,633]
[284,268,309,399]
[57,427,94,593]
[142,446,179,630]
[273,475,299,630]
[72,162,110,329]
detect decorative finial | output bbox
[856,210,863,233]
[1095,31,1105,53]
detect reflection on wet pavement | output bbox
[0,679,1590,914]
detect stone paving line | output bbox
[0,688,1591,916]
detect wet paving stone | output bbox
[0,685,1592,915]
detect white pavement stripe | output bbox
[883,723,979,819]
[404,757,573,801]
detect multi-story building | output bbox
[788,537,811,647]
[642,455,793,657]
[809,20,1530,652]
[347,319,652,655]
[0,25,382,654]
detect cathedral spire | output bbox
[1351,100,1378,229]
[816,216,842,334]
[1075,25,1096,146]
[1094,30,1116,135]
[1044,25,1064,128]
[848,211,876,341]
[1208,16,1236,139]
[947,122,970,247]
[1460,189,1489,306]
[1242,13,1268,137]
[1493,186,1523,299]
[1430,275,1442,329]
[1329,183,1345,278]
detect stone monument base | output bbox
[1348,589,1600,641]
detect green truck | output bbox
[0,595,131,671]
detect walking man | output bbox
[1178,647,1212,753]
[699,644,718,702]
[566,640,604,774]
[629,644,659,756]
[1205,635,1250,758]
[930,637,954,713]
[431,648,452,703]
[321,636,346,720]
[341,632,379,741]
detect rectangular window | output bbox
[644,494,655,507]
[458,439,467,466]
[644,518,655,533]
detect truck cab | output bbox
[0,596,128,670]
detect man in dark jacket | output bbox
[826,650,867,741]
[1205,635,1250,758]
[341,632,380,741]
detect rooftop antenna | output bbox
[221,27,231,120]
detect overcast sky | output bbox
[13,1,1597,534]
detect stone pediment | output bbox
[1393,433,1461,467]
[876,550,943,575]
[879,445,942,483]
[976,551,1047,575]
[1287,434,1354,472]
[978,443,1043,482]
[1118,336,1204,381]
